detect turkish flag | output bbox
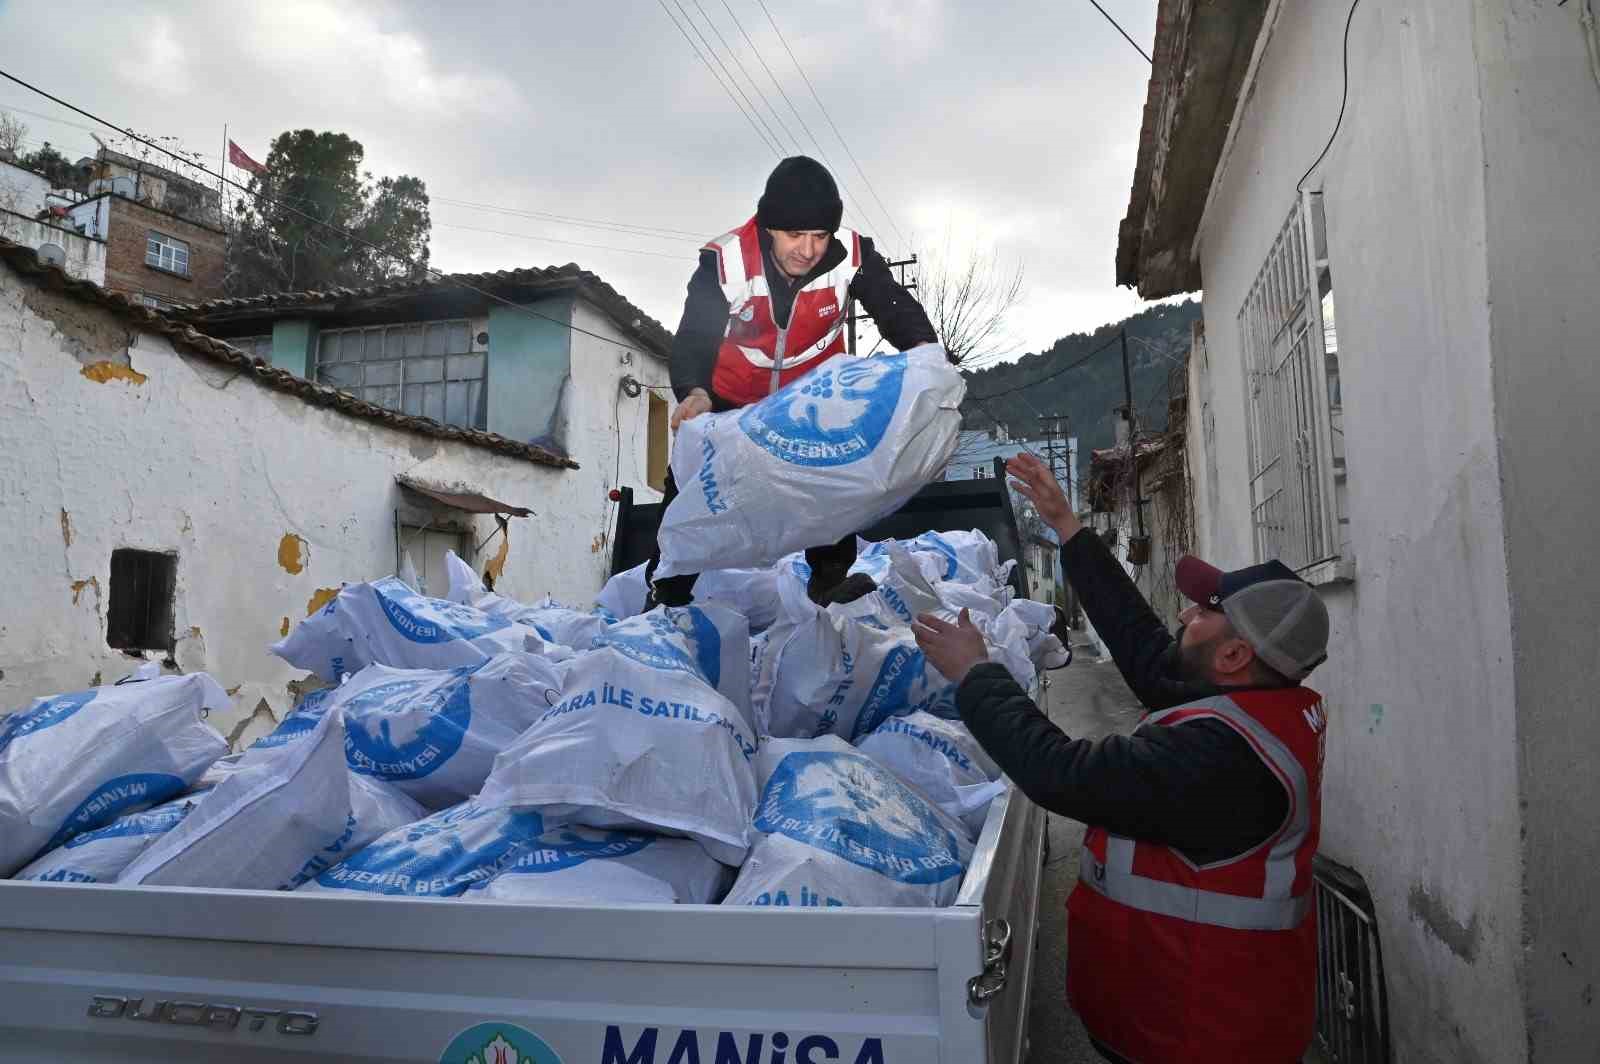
[227,140,268,176]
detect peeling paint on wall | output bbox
[69,576,98,606]
[306,587,339,616]
[277,533,309,574]
[59,509,72,547]
[80,360,148,386]
[280,616,291,637]
[485,530,511,585]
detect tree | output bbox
[922,241,1025,368]
[17,141,77,189]
[0,110,27,157]
[228,130,431,296]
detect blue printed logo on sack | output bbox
[61,798,194,849]
[756,751,965,885]
[739,354,907,467]
[850,645,927,741]
[438,1022,562,1064]
[343,672,473,780]
[596,608,722,688]
[910,532,960,580]
[490,830,652,877]
[44,771,185,852]
[0,689,97,755]
[250,688,336,750]
[315,802,542,896]
[373,579,510,644]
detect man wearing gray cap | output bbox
[913,451,1331,1064]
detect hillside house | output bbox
[1117,1,1600,1060]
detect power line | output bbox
[1296,0,1362,193]
[965,332,1124,402]
[657,0,781,156]
[690,0,801,155]
[755,0,910,251]
[1084,0,1153,64]
[0,68,654,355]
[676,0,788,154]
[432,219,696,261]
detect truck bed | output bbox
[0,784,1042,1063]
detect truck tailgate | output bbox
[0,787,1042,1064]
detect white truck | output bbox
[0,469,1050,1064]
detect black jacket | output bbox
[955,530,1290,864]
[670,228,937,406]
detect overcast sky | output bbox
[0,0,1163,358]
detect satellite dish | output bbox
[36,243,66,268]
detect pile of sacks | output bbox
[2,525,1065,909]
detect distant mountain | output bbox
[959,300,1202,453]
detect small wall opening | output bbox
[106,549,177,652]
[647,392,669,493]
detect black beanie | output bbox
[756,156,843,232]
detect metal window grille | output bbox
[1237,193,1342,570]
[315,321,486,430]
[1313,855,1392,1063]
[106,549,177,652]
[144,231,189,276]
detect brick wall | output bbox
[104,196,225,306]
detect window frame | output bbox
[144,230,190,277]
[1236,190,1350,581]
[313,320,487,431]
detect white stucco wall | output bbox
[1472,2,1600,1058]
[0,212,106,285]
[0,160,48,216]
[0,263,673,749]
[1191,1,1527,1059]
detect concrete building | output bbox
[1117,1,1600,1060]
[0,238,673,747]
[0,158,105,285]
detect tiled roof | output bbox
[0,239,576,469]
[168,263,674,359]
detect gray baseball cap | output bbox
[1176,556,1330,682]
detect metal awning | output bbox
[397,476,533,517]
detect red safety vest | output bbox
[1067,689,1327,1063]
[702,216,862,407]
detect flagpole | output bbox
[220,123,228,226]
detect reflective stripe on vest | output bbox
[1079,695,1315,932]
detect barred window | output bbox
[315,321,486,430]
[1238,192,1348,576]
[145,231,189,276]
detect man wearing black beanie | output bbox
[646,155,939,609]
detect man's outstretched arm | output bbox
[849,237,937,351]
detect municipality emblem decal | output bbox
[739,353,906,467]
[439,1022,563,1064]
[342,671,474,780]
[373,579,510,644]
[595,607,722,687]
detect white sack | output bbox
[478,611,758,866]
[465,826,732,905]
[284,772,429,889]
[904,529,1012,588]
[443,552,612,652]
[13,791,208,883]
[691,567,784,633]
[594,562,649,623]
[298,798,549,898]
[855,712,1005,839]
[997,599,1072,671]
[248,686,338,752]
[0,672,230,875]
[332,654,563,809]
[722,736,975,908]
[120,706,352,890]
[656,345,965,578]
[270,577,565,683]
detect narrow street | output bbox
[1026,643,1147,1064]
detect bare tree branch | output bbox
[922,237,1025,368]
[0,110,27,157]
